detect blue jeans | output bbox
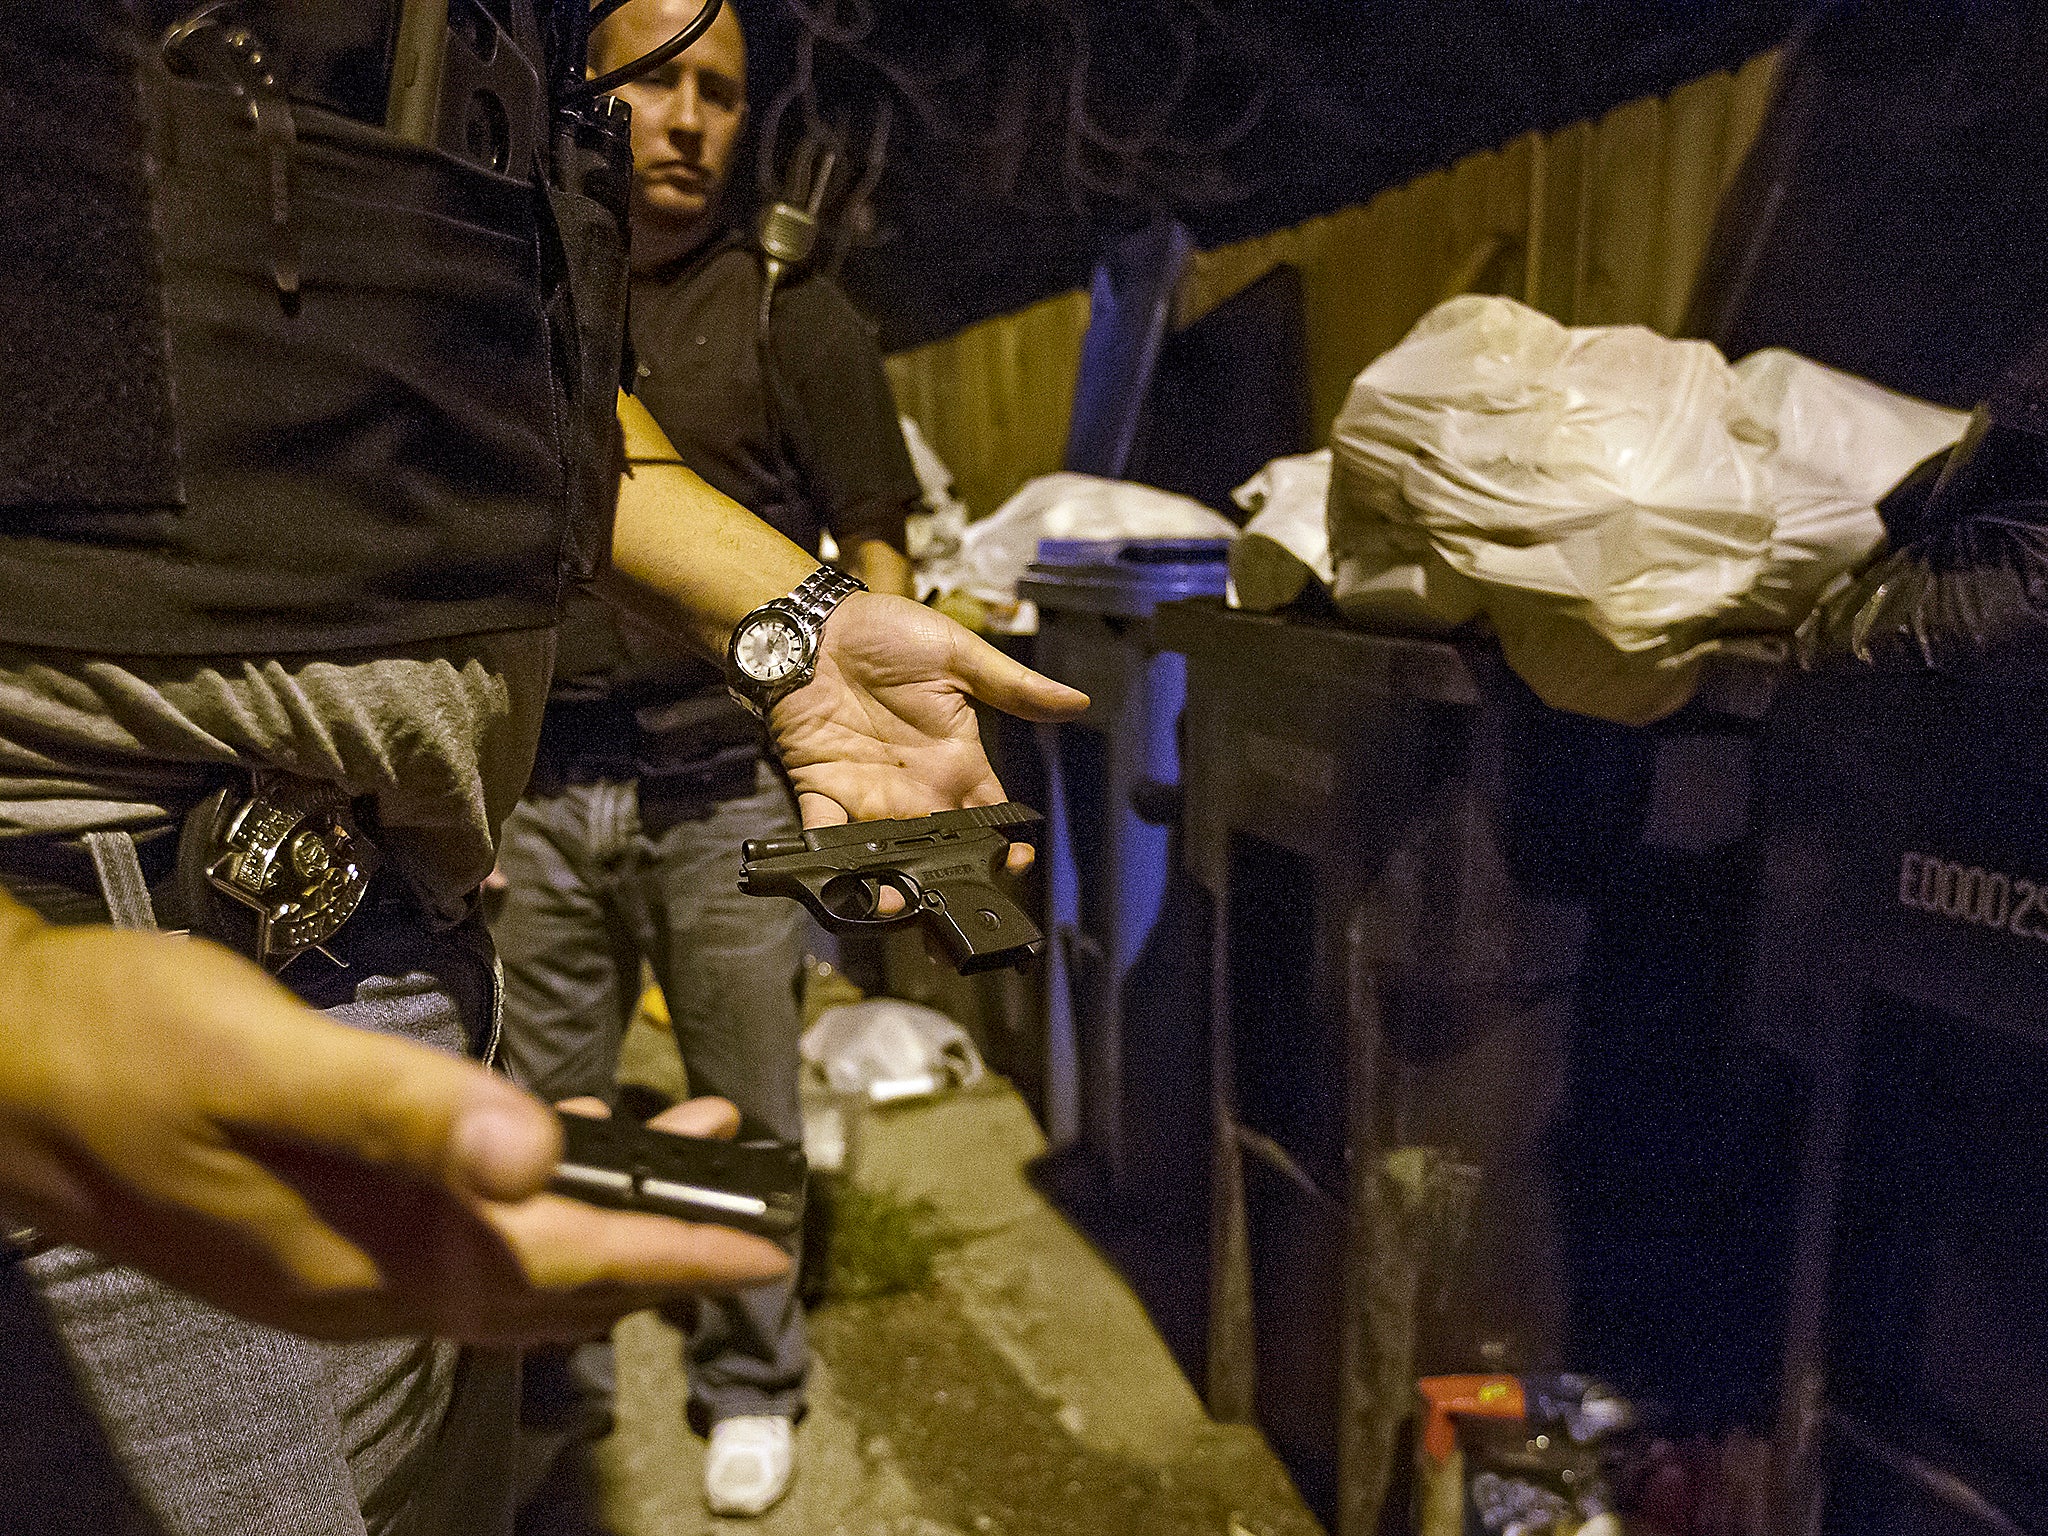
[0,883,519,1536]
[490,764,808,1425]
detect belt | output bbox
[0,823,183,912]
[529,705,762,807]
[0,773,461,1016]
[530,697,638,790]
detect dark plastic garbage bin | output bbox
[1159,598,1785,1536]
[1750,662,2048,1536]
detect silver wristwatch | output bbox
[724,566,867,718]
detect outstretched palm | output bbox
[768,593,1087,832]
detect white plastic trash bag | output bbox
[900,414,959,515]
[801,998,986,1104]
[1328,296,1968,722]
[926,472,1238,634]
[898,416,971,594]
[1332,295,1772,653]
[1718,348,1969,631]
[1228,449,1334,611]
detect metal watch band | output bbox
[782,566,866,629]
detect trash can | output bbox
[1749,662,2048,1536]
[1159,597,1784,1536]
[1018,538,1229,1207]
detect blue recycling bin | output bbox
[1018,538,1229,1201]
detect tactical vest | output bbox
[0,2,625,656]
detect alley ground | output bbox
[566,1019,1323,1536]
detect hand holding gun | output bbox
[738,803,1044,973]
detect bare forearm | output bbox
[849,539,913,598]
[598,391,1089,853]
[600,392,819,655]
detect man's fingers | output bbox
[796,790,850,831]
[954,778,1039,875]
[487,1195,791,1292]
[213,973,562,1204]
[63,1146,400,1334]
[643,1097,742,1139]
[948,627,1089,721]
[174,1138,388,1293]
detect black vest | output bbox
[0,4,622,656]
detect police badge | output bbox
[182,774,381,971]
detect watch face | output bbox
[735,614,805,684]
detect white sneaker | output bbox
[703,1414,795,1517]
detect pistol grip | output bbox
[925,882,1044,974]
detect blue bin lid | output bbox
[1033,537,1230,567]
[1020,536,1231,617]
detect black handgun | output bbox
[549,1111,805,1240]
[738,803,1044,974]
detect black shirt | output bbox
[544,237,918,781]
[631,237,918,561]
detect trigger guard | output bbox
[816,870,922,927]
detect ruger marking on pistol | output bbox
[738,803,1044,974]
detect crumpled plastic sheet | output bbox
[1327,295,1969,722]
[1227,448,1334,612]
[801,997,987,1103]
[919,472,1238,634]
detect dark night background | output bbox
[728,0,1812,351]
